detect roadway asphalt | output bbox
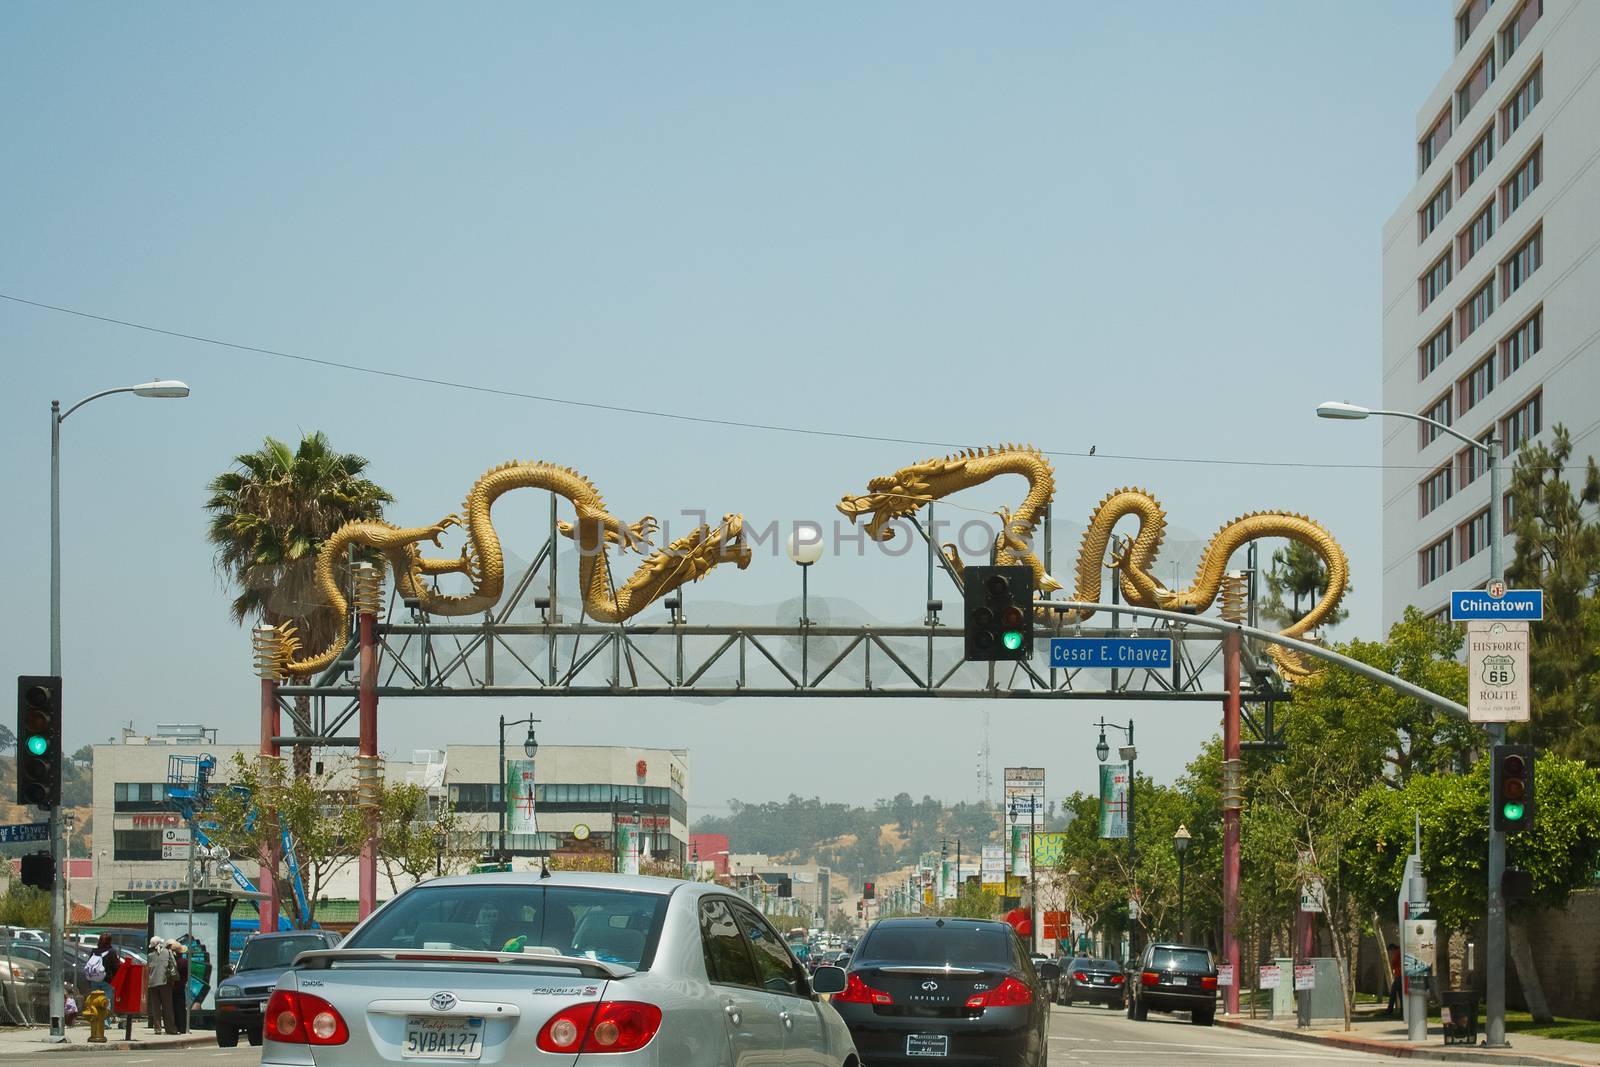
[1048,1001,1490,1065]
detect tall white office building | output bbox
[1381,0,1600,627]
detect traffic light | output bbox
[963,565,1033,662]
[1492,743,1535,833]
[856,900,864,915]
[16,676,62,809]
[863,881,875,900]
[19,852,53,891]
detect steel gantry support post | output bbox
[260,673,281,931]
[1222,628,1243,1016]
[356,569,382,920]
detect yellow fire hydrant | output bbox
[82,989,111,1043]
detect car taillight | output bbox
[1201,975,1218,991]
[1110,974,1125,984]
[537,1001,661,1054]
[1140,971,1160,987]
[263,989,349,1045]
[965,977,1033,1009]
[833,973,894,1005]
[1072,971,1089,982]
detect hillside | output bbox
[0,754,95,858]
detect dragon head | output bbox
[837,457,964,541]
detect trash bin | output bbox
[1440,990,1479,1046]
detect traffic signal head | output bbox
[863,881,876,900]
[963,565,1034,662]
[1492,744,1535,834]
[19,852,53,892]
[16,676,62,810]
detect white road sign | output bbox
[1467,619,1530,722]
[161,825,193,860]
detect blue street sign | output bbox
[1049,637,1174,670]
[1450,587,1543,622]
[0,822,51,844]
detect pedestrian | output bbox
[146,936,174,1034]
[87,933,122,1024]
[1385,941,1403,1016]
[168,940,190,1034]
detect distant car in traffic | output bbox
[831,916,1055,1066]
[258,872,858,1066]
[215,928,344,1047]
[1127,942,1217,1025]
[1059,956,1126,1007]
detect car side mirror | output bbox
[812,965,848,995]
[1039,962,1061,982]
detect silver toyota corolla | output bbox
[260,871,857,1066]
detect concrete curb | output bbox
[1217,1017,1595,1067]
[0,1033,218,1055]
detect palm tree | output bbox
[205,433,393,776]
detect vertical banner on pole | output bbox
[618,821,640,876]
[506,759,537,837]
[1099,764,1130,839]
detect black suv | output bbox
[1127,942,1217,1025]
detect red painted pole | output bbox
[259,677,281,932]
[358,609,379,919]
[1222,630,1242,1016]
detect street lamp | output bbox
[788,523,824,686]
[1173,824,1191,942]
[47,377,189,1039]
[1316,398,1510,1045]
[497,715,542,856]
[1095,733,1110,763]
[1093,718,1138,957]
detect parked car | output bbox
[259,872,857,1066]
[214,929,343,1047]
[1059,956,1126,1007]
[831,916,1056,1066]
[1127,942,1217,1025]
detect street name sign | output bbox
[0,822,50,844]
[1449,583,1543,622]
[1048,637,1173,670]
[1467,619,1531,722]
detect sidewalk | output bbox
[1219,1008,1600,1067]
[0,1025,215,1055]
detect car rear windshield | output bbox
[860,924,1012,967]
[1151,948,1211,972]
[236,935,331,973]
[343,884,669,970]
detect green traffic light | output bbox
[26,735,48,757]
[1502,801,1525,822]
[1002,631,1023,651]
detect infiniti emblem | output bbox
[921,981,939,991]
[430,991,458,1012]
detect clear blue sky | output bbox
[1,3,1450,813]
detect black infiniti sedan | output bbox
[1059,956,1127,1007]
[832,916,1057,1065]
[1127,942,1217,1025]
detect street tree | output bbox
[1505,425,1600,761]
[375,780,473,892]
[1261,540,1351,631]
[204,432,393,777]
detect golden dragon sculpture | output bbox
[839,446,1349,680]
[270,460,751,677]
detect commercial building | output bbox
[1381,0,1600,626]
[89,727,689,916]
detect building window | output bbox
[1420,464,1454,516]
[1501,0,1542,63]
[1458,199,1496,268]
[1420,536,1454,585]
[1501,391,1541,454]
[1459,276,1496,338]
[1459,430,1495,487]
[1500,227,1541,299]
[1502,62,1542,139]
[1458,126,1495,194]
[1500,308,1542,375]
[1460,508,1492,561]
[1457,50,1496,121]
[1420,252,1454,310]
[1420,107,1453,173]
[113,829,163,862]
[1459,352,1497,413]
[1459,0,1491,48]
[1420,181,1453,240]
[1420,392,1454,447]
[1419,322,1453,379]
[113,782,171,811]
[1501,143,1541,218]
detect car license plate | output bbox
[403,1016,484,1060]
[906,1033,949,1057]
[1174,977,1190,987]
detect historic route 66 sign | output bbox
[1467,620,1530,722]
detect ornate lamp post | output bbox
[1173,824,1191,942]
